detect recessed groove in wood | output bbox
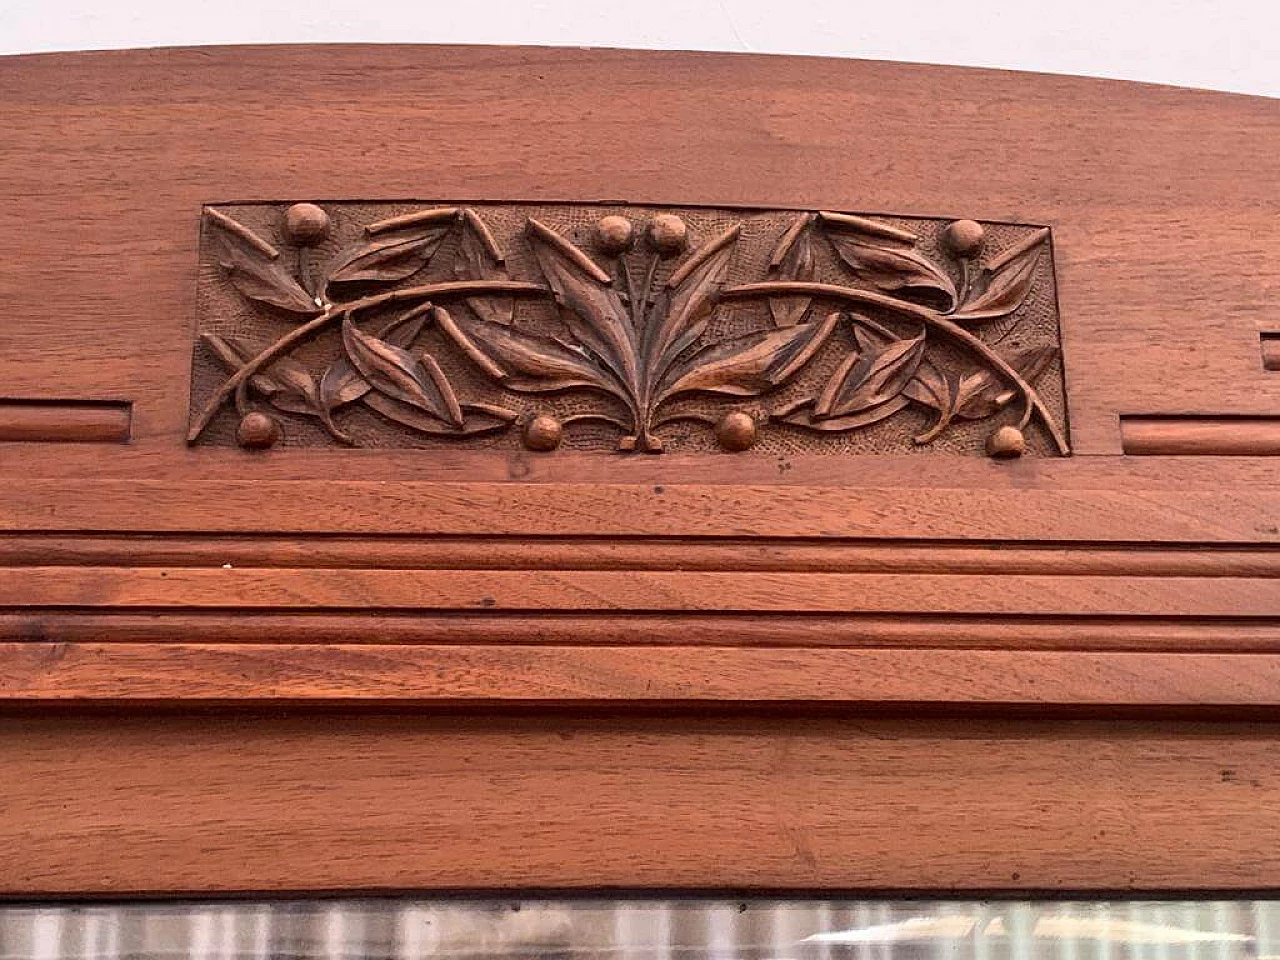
[6,642,1280,707]
[2,567,1278,617]
[1120,416,1280,456]
[3,611,1279,652]
[1262,333,1280,370]
[0,400,131,443]
[0,534,1278,578]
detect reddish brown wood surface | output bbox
[4,710,1280,895]
[1,45,1278,893]
[6,643,1280,705]
[1,45,1278,464]
[0,401,131,443]
[1121,416,1280,455]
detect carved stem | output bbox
[619,257,639,321]
[724,281,938,321]
[912,313,1068,455]
[333,280,545,318]
[194,310,333,442]
[188,280,547,443]
[635,252,663,432]
[724,281,1070,455]
[562,412,633,431]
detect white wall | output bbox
[1,0,1277,98]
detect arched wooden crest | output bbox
[0,45,1279,897]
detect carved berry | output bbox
[523,414,563,452]
[715,411,757,452]
[595,215,635,255]
[942,219,985,259]
[987,424,1026,459]
[236,411,280,449]
[283,203,330,246]
[647,214,688,256]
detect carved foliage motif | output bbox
[190,203,1069,456]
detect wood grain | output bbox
[3,478,1279,542]
[1121,416,1280,455]
[4,611,1279,652]
[1261,333,1280,371]
[3,533,1276,576]
[0,401,131,443]
[1,567,1276,617]
[1,45,1277,460]
[2,45,1280,894]
[3,710,1280,894]
[5,643,1280,706]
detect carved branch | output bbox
[723,281,1070,455]
[188,280,547,443]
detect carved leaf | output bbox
[813,323,926,418]
[766,215,816,327]
[527,219,638,393]
[205,212,319,316]
[202,334,320,415]
[777,395,911,431]
[341,316,463,428]
[319,310,431,412]
[364,396,517,437]
[955,344,1058,420]
[326,221,453,287]
[902,358,958,443]
[659,311,837,400]
[454,209,515,325]
[954,231,1049,323]
[255,357,321,415]
[435,305,625,399]
[827,234,957,311]
[645,226,740,374]
[902,358,955,414]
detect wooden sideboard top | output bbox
[0,43,1276,698]
[0,46,1278,895]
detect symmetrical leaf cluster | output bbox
[439,220,834,450]
[198,203,1063,453]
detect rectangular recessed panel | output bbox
[0,400,131,443]
[1262,332,1280,370]
[1120,415,1280,455]
[190,203,1069,457]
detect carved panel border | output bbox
[189,203,1069,457]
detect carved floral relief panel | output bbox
[188,202,1069,457]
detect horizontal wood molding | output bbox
[4,44,1280,895]
[4,611,1279,652]
[1,533,1277,576]
[2,567,1277,617]
[3,480,1279,542]
[4,710,1280,895]
[4,643,1280,706]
